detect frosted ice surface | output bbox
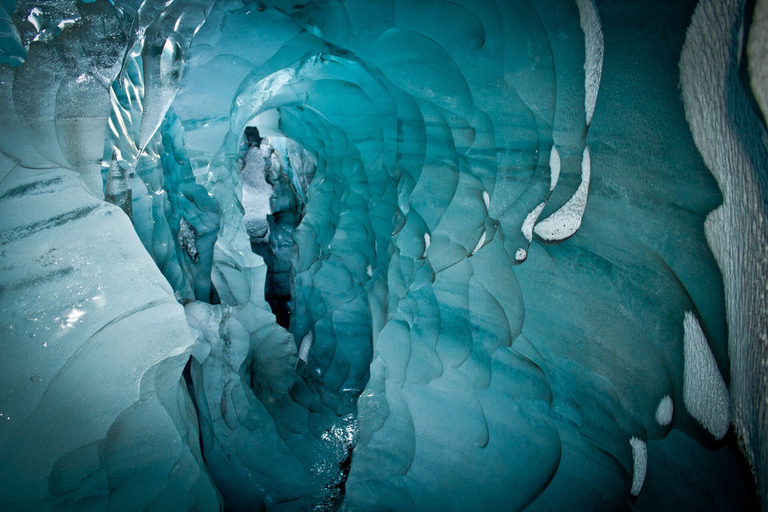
[682,312,730,439]
[0,168,218,509]
[522,201,547,243]
[549,145,561,191]
[629,436,647,497]
[471,230,486,256]
[576,0,604,126]
[299,331,314,363]
[748,0,768,121]
[682,0,768,501]
[656,395,674,426]
[534,146,591,241]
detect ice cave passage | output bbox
[1,0,768,510]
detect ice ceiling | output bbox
[1,0,768,510]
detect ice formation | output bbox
[630,436,648,497]
[656,395,674,426]
[533,146,591,242]
[1,0,767,510]
[575,0,603,126]
[682,311,731,440]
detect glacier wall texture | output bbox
[681,0,768,505]
[0,0,767,510]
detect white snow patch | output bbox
[366,264,373,277]
[482,190,490,209]
[299,331,314,363]
[423,233,431,258]
[515,248,527,262]
[534,146,591,241]
[522,202,547,243]
[682,311,730,439]
[549,146,561,191]
[655,395,674,426]
[471,231,487,256]
[576,0,604,126]
[629,436,647,497]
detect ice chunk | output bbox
[177,217,199,262]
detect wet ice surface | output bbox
[0,0,765,511]
[0,168,219,509]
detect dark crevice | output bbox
[240,127,315,329]
[182,356,209,470]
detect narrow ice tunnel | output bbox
[239,126,315,328]
[1,0,768,511]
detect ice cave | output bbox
[1,0,768,510]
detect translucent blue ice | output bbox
[1,0,766,511]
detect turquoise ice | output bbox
[0,0,767,510]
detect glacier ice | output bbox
[533,146,591,242]
[629,436,647,497]
[1,0,768,510]
[655,395,674,427]
[682,310,731,440]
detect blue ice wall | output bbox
[0,0,767,511]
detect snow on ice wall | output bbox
[0,0,766,510]
[681,0,768,506]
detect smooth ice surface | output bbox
[0,167,219,510]
[522,202,547,243]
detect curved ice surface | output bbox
[683,311,731,439]
[682,0,768,503]
[534,146,591,241]
[656,395,674,426]
[576,0,604,126]
[630,436,648,497]
[1,0,766,511]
